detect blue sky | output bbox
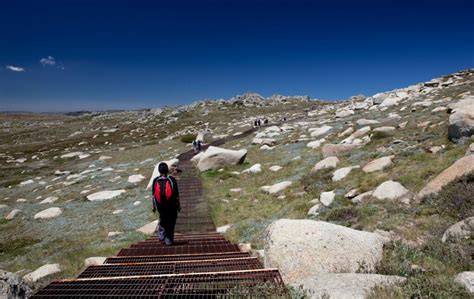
[1,0,473,112]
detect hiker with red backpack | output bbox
[152,162,181,246]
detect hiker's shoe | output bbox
[165,238,173,246]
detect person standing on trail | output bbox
[152,162,181,246]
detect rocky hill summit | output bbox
[1,68,473,298]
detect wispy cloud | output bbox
[5,65,25,72]
[40,56,56,66]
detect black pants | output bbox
[158,205,178,242]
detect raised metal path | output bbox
[32,125,290,298]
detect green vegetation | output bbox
[179,133,197,143]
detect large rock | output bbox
[441,217,474,243]
[136,220,159,235]
[264,219,387,283]
[362,156,394,173]
[322,144,360,158]
[146,159,179,189]
[380,97,402,107]
[87,190,126,202]
[341,126,371,144]
[312,157,339,172]
[320,191,335,206]
[0,270,32,298]
[306,138,326,149]
[455,271,474,294]
[448,96,474,141]
[373,181,411,203]
[335,109,355,118]
[34,207,62,219]
[292,273,406,299]
[23,264,61,282]
[196,146,247,171]
[260,181,292,195]
[417,155,474,200]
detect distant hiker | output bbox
[283,116,287,122]
[192,140,198,153]
[257,118,261,127]
[263,118,269,125]
[254,119,258,127]
[197,140,202,152]
[152,162,181,246]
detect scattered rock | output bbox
[87,190,126,201]
[417,155,474,200]
[242,164,262,174]
[441,217,474,243]
[351,190,374,204]
[60,152,84,159]
[108,231,123,238]
[238,243,252,252]
[306,138,326,149]
[0,270,32,298]
[112,209,123,214]
[332,166,359,182]
[312,156,339,172]
[128,174,145,183]
[307,204,321,216]
[34,207,62,219]
[23,264,61,282]
[216,225,231,233]
[356,119,380,126]
[39,196,58,204]
[373,126,396,133]
[292,273,406,299]
[264,219,387,283]
[335,109,355,118]
[136,220,159,235]
[320,191,335,206]
[196,131,212,143]
[362,155,394,173]
[373,180,411,203]
[309,125,333,138]
[454,271,474,294]
[260,181,292,195]
[269,165,282,172]
[5,209,21,220]
[322,143,360,158]
[229,188,242,193]
[196,146,247,171]
[84,257,106,267]
[344,188,360,199]
[133,201,141,206]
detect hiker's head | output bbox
[158,162,169,175]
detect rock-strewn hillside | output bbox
[1,68,473,297]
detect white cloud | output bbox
[40,56,56,66]
[5,65,25,72]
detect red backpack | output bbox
[153,176,174,204]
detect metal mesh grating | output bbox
[105,252,251,264]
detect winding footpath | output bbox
[31,126,289,298]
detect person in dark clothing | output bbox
[152,162,181,245]
[197,140,202,152]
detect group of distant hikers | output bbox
[254,117,268,127]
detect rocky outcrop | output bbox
[0,270,32,299]
[196,146,247,171]
[309,126,333,138]
[417,155,474,200]
[264,219,387,283]
[441,217,474,242]
[448,96,474,141]
[196,131,212,143]
[292,273,406,299]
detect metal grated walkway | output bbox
[31,126,290,298]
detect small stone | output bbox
[216,225,231,233]
[128,174,145,183]
[5,209,21,220]
[133,201,141,206]
[307,204,321,216]
[454,271,474,294]
[320,191,335,206]
[269,165,282,172]
[87,190,126,201]
[112,209,123,214]
[373,181,411,203]
[84,257,107,267]
[34,207,62,219]
[332,166,359,182]
[108,231,123,238]
[23,264,61,282]
[312,156,339,172]
[136,220,159,235]
[362,156,394,173]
